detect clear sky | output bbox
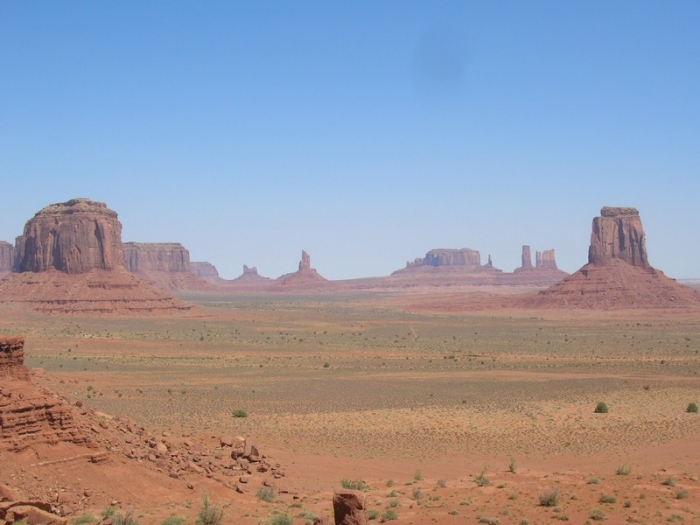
[2,2,699,280]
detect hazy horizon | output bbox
[2,2,699,280]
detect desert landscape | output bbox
[1,199,699,525]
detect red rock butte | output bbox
[524,206,700,309]
[123,242,212,291]
[273,250,332,291]
[0,198,191,314]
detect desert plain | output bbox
[2,288,700,525]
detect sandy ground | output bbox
[1,292,700,524]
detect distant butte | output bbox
[0,198,191,314]
[123,242,212,291]
[523,207,700,309]
[273,250,332,291]
[0,241,12,275]
[230,264,271,284]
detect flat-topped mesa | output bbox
[14,198,124,274]
[588,206,648,267]
[0,241,13,272]
[406,248,482,269]
[0,336,29,381]
[123,242,190,273]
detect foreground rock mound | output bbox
[0,199,190,314]
[123,242,212,291]
[0,336,85,452]
[524,207,700,309]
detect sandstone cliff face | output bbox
[123,242,190,272]
[0,241,13,273]
[520,246,533,269]
[14,198,125,274]
[588,206,648,267]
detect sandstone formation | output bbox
[525,207,700,309]
[0,336,85,452]
[0,241,13,273]
[520,246,533,269]
[509,246,568,285]
[230,264,272,284]
[14,198,124,274]
[536,249,558,270]
[190,261,223,283]
[0,199,191,314]
[333,490,367,525]
[400,248,483,271]
[123,242,211,291]
[588,206,648,267]
[273,251,332,291]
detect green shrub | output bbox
[368,509,380,520]
[112,512,139,525]
[687,402,698,413]
[599,493,616,504]
[538,489,559,507]
[413,470,423,481]
[594,402,609,414]
[232,408,248,418]
[380,510,398,522]
[589,508,605,521]
[101,506,116,519]
[195,494,224,525]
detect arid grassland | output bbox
[2,294,699,524]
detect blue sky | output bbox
[2,2,699,279]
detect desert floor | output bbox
[2,291,700,524]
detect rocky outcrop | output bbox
[509,246,567,285]
[14,198,124,274]
[0,336,85,451]
[0,241,13,273]
[123,243,190,273]
[0,199,191,313]
[524,207,700,309]
[0,336,28,380]
[299,250,311,271]
[333,490,367,525]
[588,206,648,267]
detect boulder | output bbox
[333,490,367,525]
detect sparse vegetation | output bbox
[161,517,185,525]
[257,486,276,503]
[341,478,368,490]
[662,476,677,487]
[195,494,224,525]
[594,401,609,414]
[380,509,398,522]
[616,464,631,475]
[538,489,560,507]
[267,515,292,525]
[232,408,248,418]
[74,515,99,525]
[687,402,698,413]
[589,508,606,521]
[508,457,517,474]
[474,465,490,486]
[598,493,616,504]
